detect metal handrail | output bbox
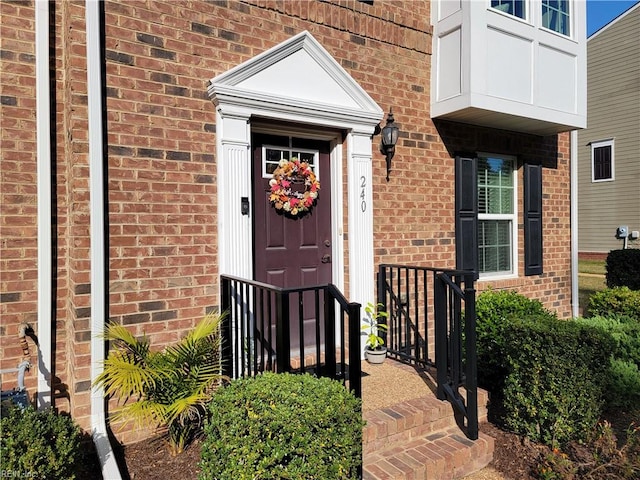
[377,264,478,440]
[220,275,362,397]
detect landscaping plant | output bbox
[536,420,640,479]
[574,315,640,408]
[475,289,557,390]
[200,372,363,479]
[502,315,613,447]
[606,249,640,290]
[93,312,226,455]
[587,286,640,321]
[361,301,388,350]
[0,403,87,480]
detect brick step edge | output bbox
[363,393,489,453]
[363,426,495,480]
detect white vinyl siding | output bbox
[576,5,640,254]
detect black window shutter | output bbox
[524,163,543,275]
[455,155,478,276]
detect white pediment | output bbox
[208,31,383,123]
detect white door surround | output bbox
[208,31,383,314]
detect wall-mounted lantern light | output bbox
[379,109,399,181]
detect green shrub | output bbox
[0,403,86,480]
[574,315,640,365]
[606,249,640,290]
[475,289,557,390]
[587,287,640,321]
[574,315,640,408]
[502,316,613,447]
[605,359,640,408]
[200,372,363,480]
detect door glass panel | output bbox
[262,146,319,179]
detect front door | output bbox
[252,133,332,353]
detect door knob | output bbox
[321,254,331,264]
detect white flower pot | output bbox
[365,347,387,364]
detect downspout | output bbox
[86,1,123,478]
[570,130,580,318]
[35,0,53,410]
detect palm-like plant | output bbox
[93,312,227,455]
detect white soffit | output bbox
[208,31,383,123]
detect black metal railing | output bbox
[377,265,478,439]
[220,275,362,397]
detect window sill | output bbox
[478,272,519,282]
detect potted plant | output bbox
[362,302,389,364]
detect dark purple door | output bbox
[252,133,332,353]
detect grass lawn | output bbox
[578,259,607,275]
[578,259,607,314]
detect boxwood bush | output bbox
[587,287,640,321]
[574,315,640,408]
[475,289,557,391]
[199,372,363,480]
[606,249,640,290]
[501,315,613,447]
[0,403,88,480]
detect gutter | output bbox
[570,130,579,318]
[86,1,123,478]
[35,0,52,409]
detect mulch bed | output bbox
[113,408,638,480]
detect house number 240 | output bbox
[360,176,366,212]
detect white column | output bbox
[216,110,252,279]
[347,131,375,353]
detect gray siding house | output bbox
[577,3,640,258]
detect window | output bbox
[491,0,526,19]
[262,146,318,179]
[591,139,614,182]
[542,0,571,36]
[477,156,516,276]
[455,154,543,278]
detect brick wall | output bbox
[1,0,40,393]
[1,0,574,441]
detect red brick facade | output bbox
[1,0,572,441]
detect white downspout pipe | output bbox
[35,0,52,410]
[86,1,123,478]
[570,130,580,318]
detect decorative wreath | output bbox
[268,158,320,217]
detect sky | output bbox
[587,0,639,36]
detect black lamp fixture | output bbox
[379,109,399,181]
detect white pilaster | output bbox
[348,131,375,343]
[216,110,252,279]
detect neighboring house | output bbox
[1,0,585,454]
[577,2,640,259]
